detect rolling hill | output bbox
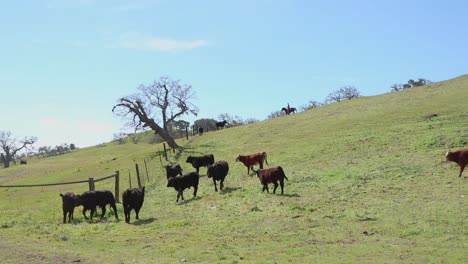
[0,74,467,263]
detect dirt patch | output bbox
[0,240,94,264]
[0,168,31,185]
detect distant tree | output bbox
[0,131,37,168]
[390,84,403,92]
[301,100,322,111]
[217,113,246,127]
[326,90,344,103]
[244,118,259,124]
[339,86,360,100]
[268,110,286,119]
[402,83,412,89]
[113,133,127,145]
[194,118,217,132]
[70,143,76,150]
[113,76,198,149]
[394,78,432,91]
[172,120,190,131]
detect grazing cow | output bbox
[236,152,268,174]
[59,192,76,223]
[167,172,200,202]
[216,120,228,130]
[446,148,468,177]
[122,186,145,223]
[207,160,229,192]
[165,164,183,179]
[255,166,289,194]
[186,154,215,173]
[75,190,119,221]
[198,127,204,135]
[20,160,27,165]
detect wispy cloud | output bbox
[78,121,113,133]
[39,118,66,128]
[121,33,208,51]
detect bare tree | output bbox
[390,84,403,92]
[217,113,245,127]
[112,76,198,149]
[301,100,322,111]
[0,131,37,168]
[339,86,360,100]
[326,90,344,103]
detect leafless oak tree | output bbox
[112,76,198,149]
[0,131,37,168]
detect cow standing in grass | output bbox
[165,164,183,179]
[216,120,228,130]
[167,172,200,202]
[186,154,215,173]
[75,190,119,221]
[60,192,76,223]
[254,166,289,194]
[236,152,268,174]
[207,160,229,192]
[446,148,468,177]
[123,186,145,223]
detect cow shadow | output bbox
[281,193,301,198]
[177,196,202,205]
[221,187,241,194]
[132,217,156,226]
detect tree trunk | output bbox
[1,153,8,168]
[150,122,180,149]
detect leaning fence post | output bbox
[128,170,132,188]
[115,171,120,203]
[144,159,150,182]
[88,177,95,191]
[135,163,142,188]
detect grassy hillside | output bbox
[0,75,467,263]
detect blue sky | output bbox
[1,0,467,148]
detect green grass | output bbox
[1,74,467,263]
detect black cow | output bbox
[122,186,145,223]
[165,164,183,179]
[59,192,76,223]
[216,120,228,130]
[207,160,229,192]
[198,127,204,135]
[167,172,200,202]
[186,154,215,173]
[75,190,119,221]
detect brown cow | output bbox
[236,152,268,174]
[446,148,468,177]
[254,166,289,194]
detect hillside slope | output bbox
[0,75,467,263]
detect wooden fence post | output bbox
[115,171,120,203]
[163,143,168,161]
[186,127,189,140]
[135,163,142,188]
[88,177,95,191]
[128,170,132,188]
[144,159,150,182]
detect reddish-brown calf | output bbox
[236,152,268,174]
[446,148,468,177]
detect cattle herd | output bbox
[59,148,467,224]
